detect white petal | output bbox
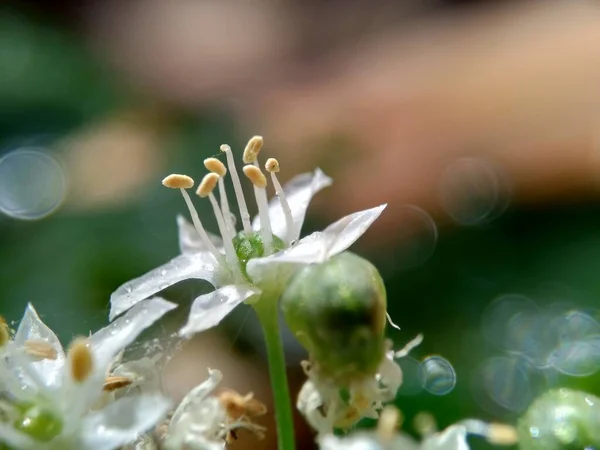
[179,285,260,337]
[177,215,223,255]
[110,253,227,320]
[378,353,403,397]
[169,368,223,427]
[421,425,470,450]
[92,298,178,371]
[320,204,386,257]
[80,394,171,450]
[252,168,332,241]
[319,432,419,450]
[0,424,35,448]
[247,205,386,289]
[14,303,66,389]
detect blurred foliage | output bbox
[2,7,600,450]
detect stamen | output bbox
[197,175,242,279]
[204,158,227,177]
[386,312,401,332]
[243,165,273,253]
[68,338,93,383]
[377,406,401,442]
[205,158,235,233]
[24,339,57,360]
[103,375,134,392]
[394,333,423,359]
[163,173,225,265]
[265,158,294,244]
[196,173,219,198]
[242,136,263,164]
[0,316,9,347]
[162,174,194,189]
[459,420,518,445]
[243,165,267,189]
[220,144,252,233]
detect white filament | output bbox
[252,159,273,254]
[222,145,252,233]
[269,171,294,244]
[179,188,225,265]
[218,178,235,236]
[208,193,242,280]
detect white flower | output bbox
[318,425,470,450]
[298,334,423,439]
[109,137,385,338]
[0,298,176,449]
[162,368,266,450]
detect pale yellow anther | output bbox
[68,338,93,383]
[486,424,519,445]
[0,316,9,347]
[204,158,227,177]
[242,136,264,164]
[103,375,134,392]
[377,406,401,442]
[24,339,58,360]
[243,165,267,189]
[162,174,194,189]
[196,173,220,198]
[265,158,280,173]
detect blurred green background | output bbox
[2,2,600,449]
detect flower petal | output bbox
[179,285,260,337]
[252,168,332,241]
[421,425,470,450]
[92,297,177,371]
[80,394,171,450]
[177,215,223,255]
[169,368,223,426]
[247,205,386,290]
[109,253,227,320]
[0,424,35,448]
[319,204,386,258]
[14,303,66,389]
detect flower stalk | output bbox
[254,297,296,450]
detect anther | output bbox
[265,158,280,173]
[204,158,227,177]
[162,174,194,189]
[220,144,252,233]
[242,136,264,164]
[163,173,225,265]
[103,375,134,392]
[243,165,267,189]
[377,406,401,442]
[486,424,519,445]
[265,158,294,243]
[68,338,93,383]
[196,173,220,198]
[0,316,9,347]
[24,339,58,360]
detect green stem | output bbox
[254,300,296,450]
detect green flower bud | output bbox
[14,401,62,442]
[232,231,285,280]
[281,251,387,385]
[517,388,600,450]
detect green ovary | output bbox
[280,251,387,385]
[14,402,62,443]
[232,231,285,280]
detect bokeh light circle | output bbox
[421,355,456,395]
[0,149,66,220]
[480,356,533,412]
[440,157,510,226]
[390,205,438,270]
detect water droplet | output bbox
[0,149,66,220]
[440,157,510,226]
[421,355,456,395]
[160,269,167,276]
